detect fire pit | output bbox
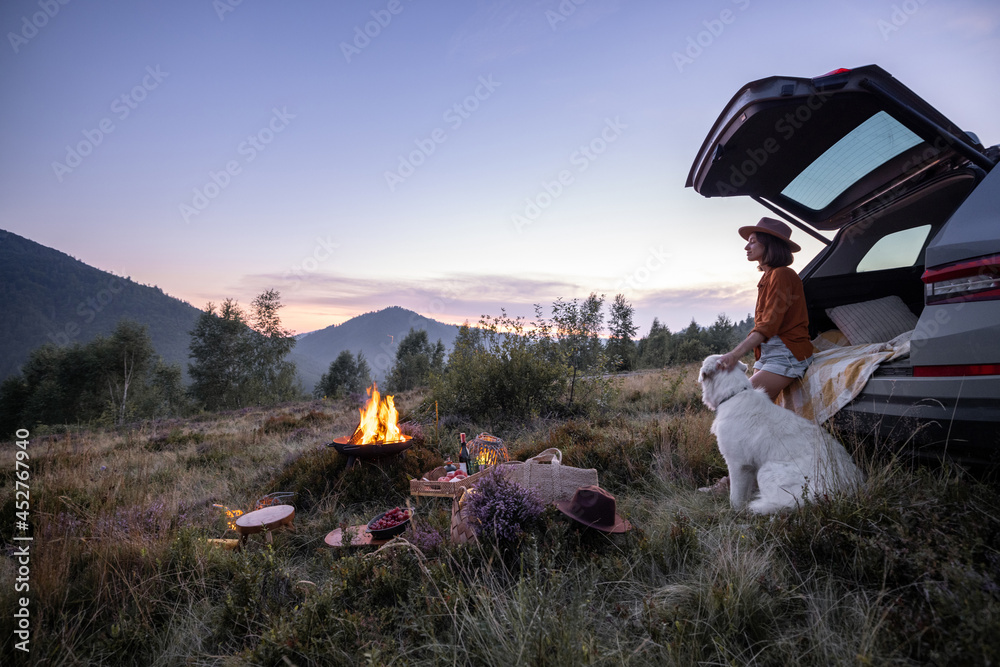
[327,383,412,469]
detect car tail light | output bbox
[914,364,1000,377]
[812,68,852,91]
[922,254,1000,305]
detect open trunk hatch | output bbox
[686,65,992,231]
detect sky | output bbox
[2,0,999,338]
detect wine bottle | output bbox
[458,433,470,474]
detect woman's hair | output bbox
[757,233,794,270]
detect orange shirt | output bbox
[750,266,812,361]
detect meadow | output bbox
[2,365,998,666]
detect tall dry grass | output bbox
[2,367,998,665]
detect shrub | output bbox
[432,315,567,425]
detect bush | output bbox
[432,314,567,425]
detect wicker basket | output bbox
[497,448,598,504]
[410,465,487,498]
[449,487,478,544]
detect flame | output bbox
[350,382,405,445]
[213,504,244,531]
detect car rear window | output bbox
[780,111,923,210]
[857,224,932,272]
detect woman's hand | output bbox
[716,352,739,371]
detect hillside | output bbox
[1,230,461,392]
[293,305,461,388]
[0,229,203,381]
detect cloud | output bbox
[232,267,755,335]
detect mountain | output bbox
[0,229,204,382]
[1,230,461,392]
[293,306,461,389]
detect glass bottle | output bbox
[458,433,470,474]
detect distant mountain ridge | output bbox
[0,229,204,382]
[0,229,460,392]
[294,306,461,387]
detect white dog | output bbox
[698,354,864,514]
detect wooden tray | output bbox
[324,525,390,548]
[410,466,489,497]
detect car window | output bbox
[856,225,932,272]
[781,111,924,211]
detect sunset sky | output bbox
[3,0,999,337]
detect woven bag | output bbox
[497,448,599,504]
[449,487,478,544]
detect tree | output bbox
[315,350,371,398]
[99,319,156,425]
[246,289,299,404]
[188,290,300,410]
[673,319,710,363]
[705,313,738,354]
[636,318,673,368]
[386,329,444,392]
[550,293,606,373]
[188,299,252,410]
[0,319,185,429]
[606,294,638,371]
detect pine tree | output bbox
[315,350,371,398]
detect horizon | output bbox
[3,2,999,336]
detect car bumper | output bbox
[830,375,1000,465]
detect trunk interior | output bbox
[799,169,983,372]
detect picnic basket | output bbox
[497,448,598,504]
[450,486,478,544]
[410,465,486,498]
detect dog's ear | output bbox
[699,357,720,381]
[737,360,748,373]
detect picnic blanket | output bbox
[776,329,913,424]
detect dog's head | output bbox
[698,355,750,410]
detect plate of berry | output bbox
[367,506,411,540]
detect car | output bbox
[686,64,1000,464]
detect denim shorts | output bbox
[753,336,812,379]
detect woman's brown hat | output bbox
[554,485,631,533]
[738,217,801,253]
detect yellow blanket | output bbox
[776,330,913,423]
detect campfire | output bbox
[328,382,413,468]
[348,383,409,445]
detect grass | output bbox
[2,365,998,665]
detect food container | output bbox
[366,508,411,540]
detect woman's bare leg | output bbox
[751,370,796,403]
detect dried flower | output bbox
[464,466,544,543]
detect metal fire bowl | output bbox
[328,435,413,460]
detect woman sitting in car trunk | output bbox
[702,217,814,493]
